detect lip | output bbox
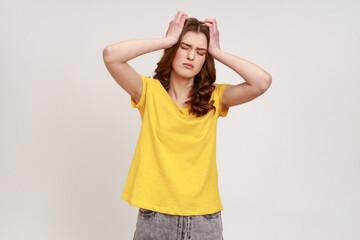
[183,63,194,69]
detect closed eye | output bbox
[181,45,206,56]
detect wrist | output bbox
[209,47,222,58]
[163,36,178,48]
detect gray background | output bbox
[1,0,359,239]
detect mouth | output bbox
[183,63,194,69]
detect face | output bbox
[171,31,208,79]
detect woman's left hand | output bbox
[203,18,221,56]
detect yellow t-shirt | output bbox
[122,74,229,216]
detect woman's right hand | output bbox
[165,10,189,46]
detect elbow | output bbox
[259,73,272,92]
[102,46,113,63]
[103,46,127,64]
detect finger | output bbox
[177,13,185,23]
[203,22,212,28]
[176,11,186,22]
[203,22,212,32]
[175,11,182,22]
[207,19,216,32]
[204,20,213,29]
[174,10,181,20]
[181,13,188,21]
[174,10,183,22]
[178,14,187,25]
[204,18,215,23]
[212,19,218,32]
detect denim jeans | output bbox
[133,208,224,240]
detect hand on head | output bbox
[165,10,221,56]
[203,18,221,55]
[165,10,189,46]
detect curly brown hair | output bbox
[153,17,217,117]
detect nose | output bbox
[187,50,195,61]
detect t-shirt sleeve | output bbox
[130,74,148,110]
[217,83,230,118]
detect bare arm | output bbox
[213,49,272,109]
[102,38,173,104]
[204,19,272,109]
[102,38,174,63]
[102,10,189,104]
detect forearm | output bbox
[211,48,271,88]
[103,37,174,63]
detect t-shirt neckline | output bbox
[160,84,190,110]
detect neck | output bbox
[168,72,194,101]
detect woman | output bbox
[103,10,271,240]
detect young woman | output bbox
[103,10,271,240]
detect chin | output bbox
[174,71,195,79]
[181,69,201,79]
[183,73,197,79]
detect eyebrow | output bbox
[180,42,207,51]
